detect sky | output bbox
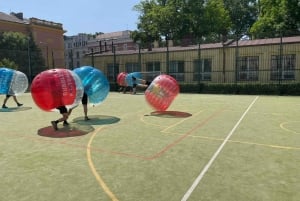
[0,0,141,36]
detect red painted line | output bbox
[146,108,226,160]
[3,108,225,161]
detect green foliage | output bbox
[0,58,18,69]
[0,31,45,81]
[132,0,299,45]
[224,0,258,39]
[250,0,300,38]
[179,83,300,95]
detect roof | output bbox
[96,30,131,40]
[228,36,300,47]
[93,35,300,57]
[0,12,28,24]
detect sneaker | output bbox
[17,103,23,107]
[51,121,58,130]
[85,116,90,121]
[63,121,69,126]
[2,105,8,109]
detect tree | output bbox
[224,0,258,40]
[133,0,161,51]
[0,31,45,81]
[133,0,188,49]
[250,0,300,38]
[0,58,18,69]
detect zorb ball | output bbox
[117,72,127,86]
[0,67,28,95]
[73,66,109,106]
[145,74,179,111]
[125,72,142,87]
[31,68,84,111]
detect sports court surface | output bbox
[1,92,299,201]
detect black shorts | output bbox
[82,93,88,105]
[6,95,11,98]
[56,106,68,114]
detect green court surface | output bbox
[0,92,299,201]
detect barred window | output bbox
[125,62,140,73]
[271,54,295,80]
[237,56,259,81]
[146,61,161,72]
[169,60,184,81]
[145,61,161,80]
[107,63,119,82]
[193,59,212,81]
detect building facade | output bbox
[64,30,137,70]
[64,33,94,69]
[0,12,65,72]
[82,36,300,84]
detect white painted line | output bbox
[181,96,259,201]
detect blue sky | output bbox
[0,0,141,36]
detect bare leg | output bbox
[2,96,10,107]
[12,96,22,106]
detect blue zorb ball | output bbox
[0,67,28,95]
[73,66,109,105]
[125,72,142,87]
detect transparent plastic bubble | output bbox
[117,72,127,86]
[9,70,29,95]
[31,68,83,111]
[73,66,109,106]
[145,74,179,111]
[0,67,28,95]
[125,72,142,87]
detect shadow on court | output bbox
[38,123,94,138]
[72,115,120,125]
[0,106,32,112]
[146,111,192,118]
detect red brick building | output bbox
[0,12,65,68]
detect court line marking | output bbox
[86,126,119,201]
[181,96,259,201]
[161,110,203,134]
[280,121,300,135]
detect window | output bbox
[123,44,128,51]
[145,61,161,80]
[125,62,141,73]
[169,61,184,81]
[146,61,161,72]
[237,56,259,81]
[193,59,212,81]
[107,63,119,82]
[271,54,295,80]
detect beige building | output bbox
[82,36,300,84]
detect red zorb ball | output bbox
[117,72,127,86]
[31,68,83,111]
[145,74,179,111]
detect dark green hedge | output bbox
[179,83,300,95]
[110,82,300,95]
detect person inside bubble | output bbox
[132,76,137,94]
[138,79,152,88]
[68,91,90,121]
[2,94,23,108]
[51,105,72,130]
[81,92,90,120]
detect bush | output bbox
[179,83,300,95]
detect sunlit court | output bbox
[1,91,300,201]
